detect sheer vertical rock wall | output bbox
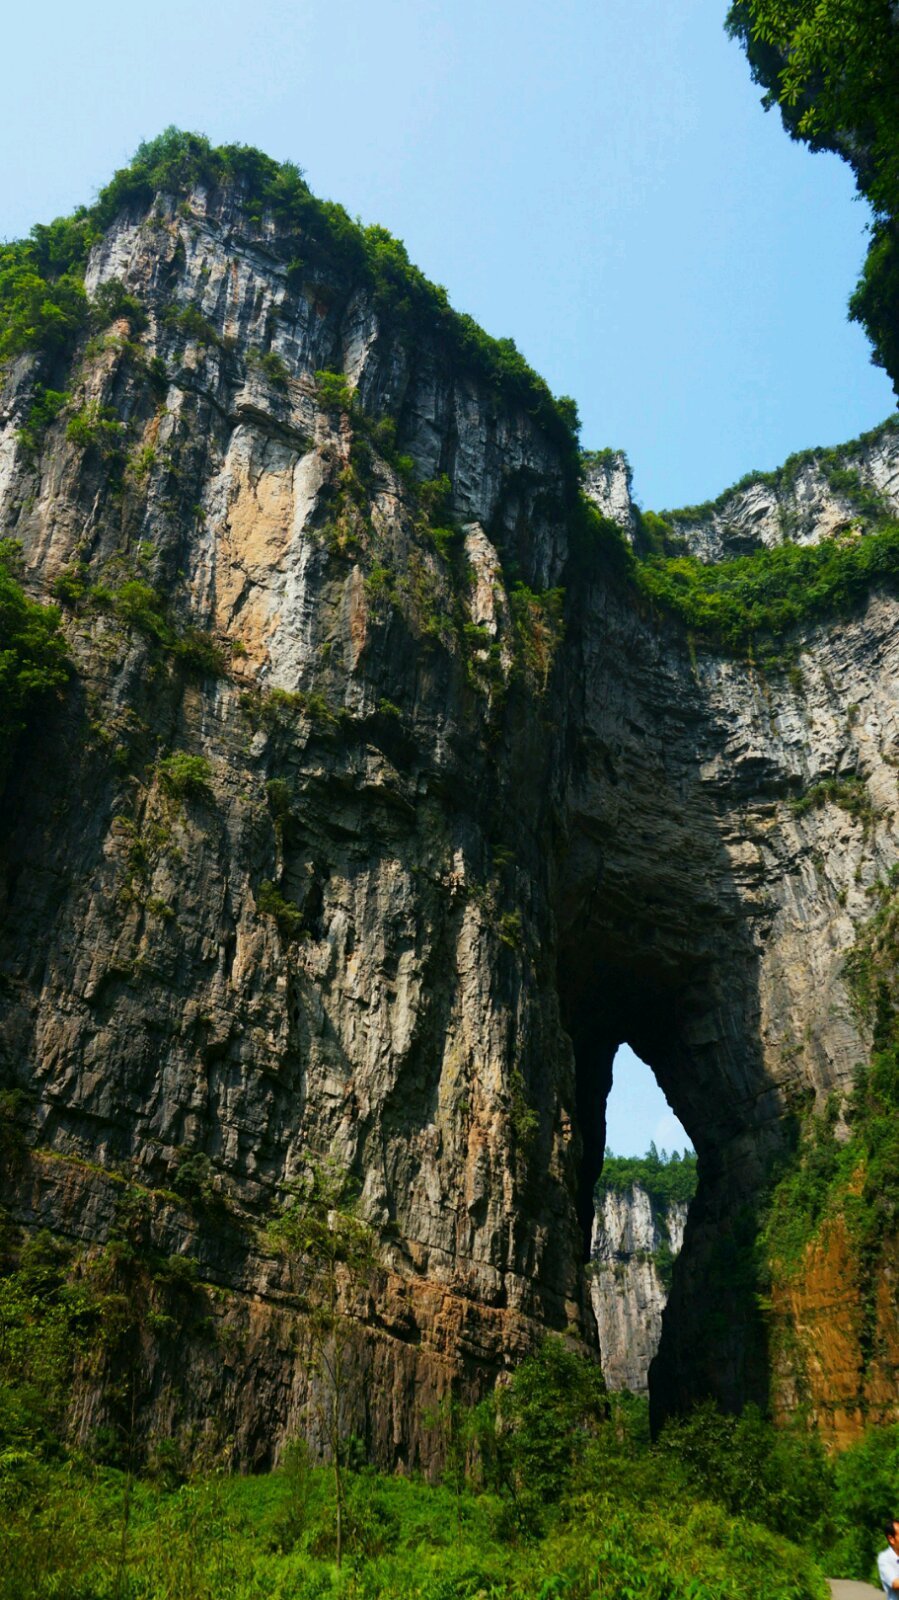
[590,1187,687,1394]
[1,179,898,1459]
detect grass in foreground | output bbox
[2,1449,828,1600]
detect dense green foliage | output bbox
[0,540,68,784]
[634,519,899,650]
[0,233,90,364]
[725,1,899,390]
[156,751,213,799]
[0,1447,828,1600]
[599,1143,698,1211]
[0,1255,832,1600]
[584,425,899,659]
[5,1219,899,1593]
[0,127,579,472]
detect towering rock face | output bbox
[590,1186,687,1394]
[2,168,898,1459]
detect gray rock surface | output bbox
[1,178,898,1461]
[590,1186,688,1393]
[657,421,899,562]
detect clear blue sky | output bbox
[605,1046,692,1159]
[1,0,894,511]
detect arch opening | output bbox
[560,938,773,1420]
[590,1043,697,1396]
[564,964,699,1260]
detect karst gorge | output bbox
[4,6,899,1595]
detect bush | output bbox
[249,347,289,389]
[163,303,222,347]
[0,541,69,786]
[175,625,226,676]
[89,276,148,333]
[315,369,354,412]
[0,246,89,363]
[66,403,125,455]
[654,1400,833,1545]
[156,751,212,798]
[265,778,293,819]
[481,1339,606,1529]
[109,578,168,639]
[256,879,304,939]
[16,387,69,460]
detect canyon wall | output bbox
[590,1185,687,1394]
[2,168,899,1459]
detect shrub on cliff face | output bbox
[0,541,68,791]
[828,1425,899,1579]
[156,751,213,800]
[0,248,88,364]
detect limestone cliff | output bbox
[656,422,899,562]
[590,1185,687,1394]
[2,144,899,1461]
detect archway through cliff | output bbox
[588,1044,698,1392]
[557,920,772,1419]
[604,1043,692,1162]
[562,966,702,1262]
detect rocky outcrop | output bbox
[2,165,899,1459]
[590,1186,687,1394]
[581,450,639,544]
[657,419,899,562]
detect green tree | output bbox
[268,1160,378,1566]
[726,1,899,391]
[482,1338,606,1533]
[0,542,69,791]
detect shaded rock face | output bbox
[590,1187,687,1394]
[1,181,898,1459]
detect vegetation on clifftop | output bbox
[598,1144,698,1212]
[656,417,899,528]
[0,127,581,474]
[633,519,899,651]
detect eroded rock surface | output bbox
[1,177,898,1459]
[659,420,899,561]
[590,1187,687,1394]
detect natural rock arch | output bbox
[0,173,897,1462]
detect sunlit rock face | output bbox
[590,1187,688,1394]
[653,424,899,562]
[1,177,898,1461]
